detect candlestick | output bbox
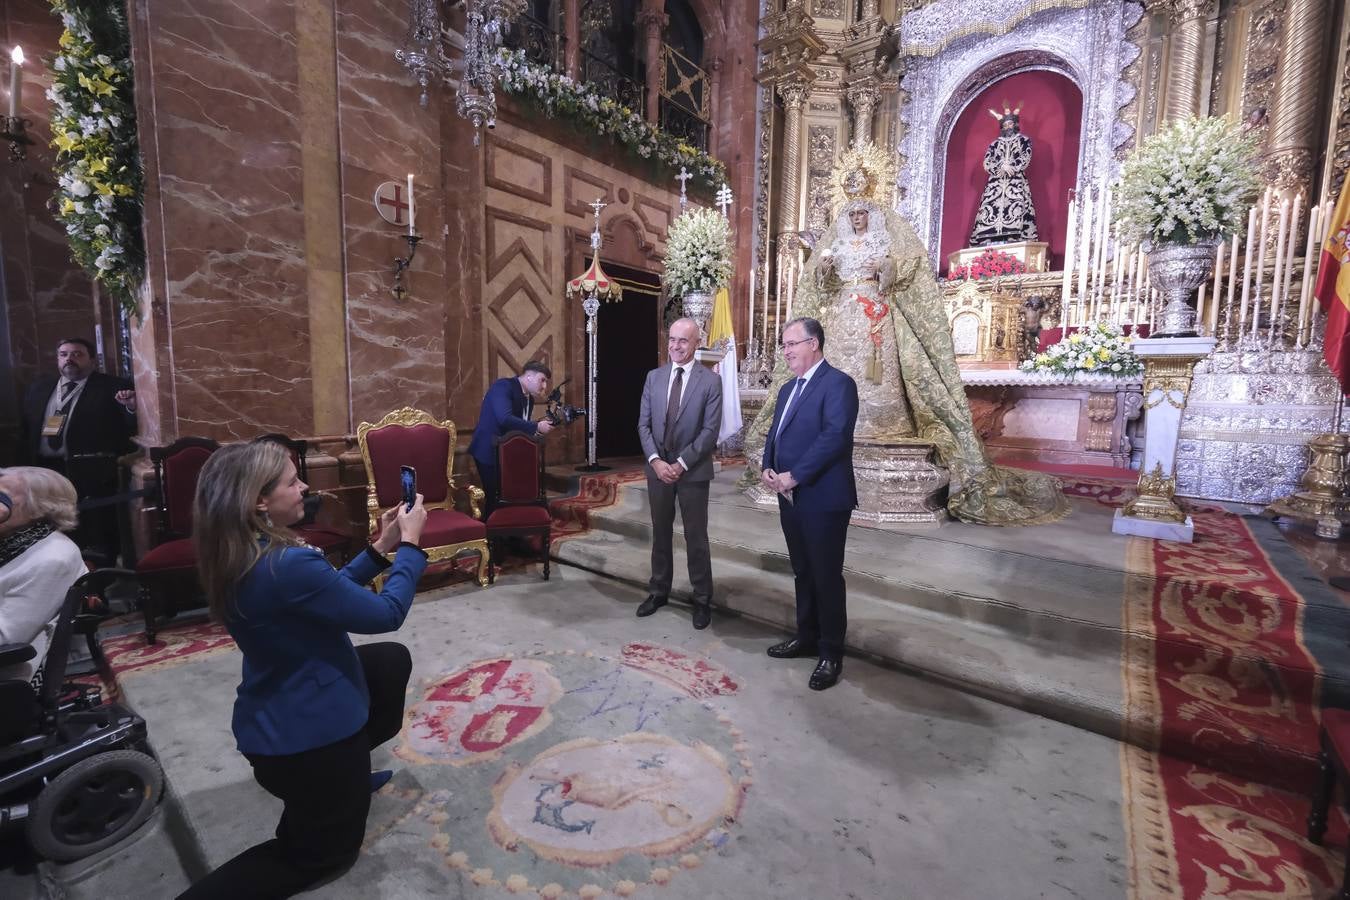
[1208,241,1224,336]
[1275,194,1301,347]
[1239,205,1257,337]
[1268,198,1290,346]
[406,173,415,236]
[1061,198,1077,308]
[1252,188,1272,337]
[1224,232,1239,344]
[747,269,756,356]
[1078,190,1094,307]
[1297,205,1321,345]
[1094,188,1111,306]
[7,46,22,121]
[1133,245,1145,327]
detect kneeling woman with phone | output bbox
[179,441,427,899]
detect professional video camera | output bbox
[544,378,588,427]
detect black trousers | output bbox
[476,458,500,520]
[646,472,712,605]
[778,500,851,662]
[35,456,121,564]
[178,642,412,900]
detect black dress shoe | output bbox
[636,594,668,617]
[809,658,842,691]
[692,603,712,630]
[766,638,817,659]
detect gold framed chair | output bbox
[356,407,489,587]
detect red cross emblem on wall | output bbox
[374,180,410,227]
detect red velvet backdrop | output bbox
[939,70,1083,275]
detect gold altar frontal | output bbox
[947,241,1050,274]
[944,279,1022,369]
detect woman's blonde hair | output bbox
[193,441,302,622]
[4,466,79,531]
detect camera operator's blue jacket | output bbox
[468,376,538,469]
[225,542,427,756]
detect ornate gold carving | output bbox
[1161,2,1214,122]
[1123,462,1189,524]
[1240,2,1284,149]
[1265,433,1350,524]
[1141,356,1200,410]
[1330,12,1350,200]
[811,0,842,18]
[1085,393,1119,453]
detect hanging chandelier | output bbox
[395,0,526,143]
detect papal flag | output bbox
[1317,177,1350,395]
[707,286,744,444]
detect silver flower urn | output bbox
[681,289,715,346]
[1146,241,1219,338]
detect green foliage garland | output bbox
[47,0,145,319]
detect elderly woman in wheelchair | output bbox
[0,467,86,685]
[1,467,165,863]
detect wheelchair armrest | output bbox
[0,642,37,667]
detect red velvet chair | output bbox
[356,408,489,587]
[1309,709,1350,899]
[485,430,551,583]
[253,434,354,563]
[135,437,219,643]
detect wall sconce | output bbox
[3,46,32,162]
[391,173,420,301]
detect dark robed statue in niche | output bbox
[969,105,1038,246]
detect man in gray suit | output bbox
[636,317,723,629]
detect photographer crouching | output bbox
[468,361,555,519]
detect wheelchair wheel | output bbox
[26,749,163,862]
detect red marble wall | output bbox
[0,0,106,463]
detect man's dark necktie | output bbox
[46,381,77,451]
[663,367,684,457]
[773,377,805,469]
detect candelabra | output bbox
[395,0,526,143]
[1,114,31,162]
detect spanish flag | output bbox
[1318,178,1350,396]
[707,286,744,444]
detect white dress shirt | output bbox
[39,376,89,458]
[648,361,697,471]
[775,358,824,440]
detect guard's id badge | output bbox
[41,414,66,437]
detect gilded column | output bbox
[777,80,809,237]
[639,6,667,124]
[1265,0,1331,199]
[1159,0,1217,123]
[847,79,880,147]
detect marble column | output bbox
[1265,0,1331,201]
[563,0,580,78]
[638,6,666,124]
[1159,0,1217,123]
[1111,336,1216,543]
[706,56,722,157]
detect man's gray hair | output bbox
[783,316,825,352]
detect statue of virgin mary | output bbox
[742,144,1067,526]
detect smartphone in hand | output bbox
[400,466,416,512]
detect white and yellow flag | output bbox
[708,287,744,444]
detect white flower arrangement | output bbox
[493,48,726,187]
[48,0,145,319]
[1020,321,1142,378]
[663,207,732,297]
[1114,115,1260,247]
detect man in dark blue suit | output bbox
[468,361,554,518]
[760,317,858,691]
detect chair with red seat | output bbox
[253,433,354,563]
[1309,708,1350,899]
[136,437,219,643]
[485,430,550,583]
[356,408,489,587]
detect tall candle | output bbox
[1078,191,1094,304]
[1094,188,1112,300]
[747,269,756,354]
[1224,232,1239,340]
[1298,205,1321,344]
[1253,187,1272,337]
[1061,197,1077,307]
[8,46,22,120]
[406,174,415,235]
[1134,245,1146,326]
[1196,283,1206,334]
[1208,241,1224,336]
[1268,198,1290,343]
[1275,194,1301,346]
[1239,205,1257,335]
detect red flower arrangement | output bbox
[946,249,1028,282]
